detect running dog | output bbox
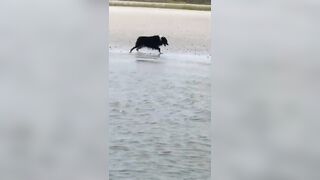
[130,35,169,54]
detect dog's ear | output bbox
[163,37,168,45]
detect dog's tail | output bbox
[130,46,136,53]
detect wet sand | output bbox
[109,6,211,180]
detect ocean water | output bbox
[109,51,211,180]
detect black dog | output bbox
[130,35,169,54]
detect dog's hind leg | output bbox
[136,46,142,52]
[130,46,137,53]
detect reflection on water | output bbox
[135,52,162,62]
[109,51,211,180]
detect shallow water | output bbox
[109,50,211,180]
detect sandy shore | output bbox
[109,6,211,55]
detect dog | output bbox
[130,35,169,54]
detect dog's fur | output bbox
[130,35,169,53]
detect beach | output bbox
[109,6,211,180]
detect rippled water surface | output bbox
[109,51,211,180]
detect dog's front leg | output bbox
[157,47,162,54]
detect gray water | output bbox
[109,51,211,180]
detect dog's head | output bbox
[161,37,169,46]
